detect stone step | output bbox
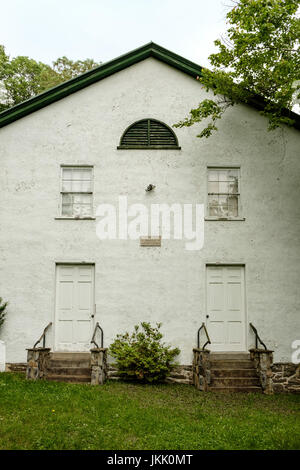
[211,368,258,378]
[49,361,91,368]
[210,353,250,360]
[47,374,91,383]
[211,377,261,387]
[50,352,91,360]
[209,386,262,393]
[49,353,91,368]
[210,360,254,369]
[47,367,91,376]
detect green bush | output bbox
[0,297,8,333]
[109,322,180,383]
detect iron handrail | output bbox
[33,322,52,348]
[249,323,267,350]
[91,322,104,348]
[197,322,211,350]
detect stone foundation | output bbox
[272,363,300,394]
[249,349,274,394]
[26,348,51,380]
[5,358,300,393]
[107,364,193,384]
[90,348,107,385]
[192,348,211,391]
[5,363,27,373]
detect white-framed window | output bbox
[60,166,93,217]
[207,167,240,218]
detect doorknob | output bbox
[206,315,209,319]
[91,314,95,318]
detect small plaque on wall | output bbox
[140,236,161,247]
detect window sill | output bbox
[205,217,245,221]
[117,146,181,150]
[55,216,96,220]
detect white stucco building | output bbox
[0,43,299,370]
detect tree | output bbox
[0,45,101,111]
[0,298,8,332]
[174,0,300,138]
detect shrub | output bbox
[109,322,180,383]
[0,297,8,333]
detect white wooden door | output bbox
[55,264,94,351]
[206,265,246,351]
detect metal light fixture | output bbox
[145,184,156,192]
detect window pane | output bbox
[218,195,228,216]
[228,196,238,217]
[81,180,92,192]
[62,193,72,204]
[62,169,72,180]
[208,181,219,193]
[208,171,218,182]
[81,204,92,216]
[80,169,92,180]
[208,195,220,216]
[219,181,229,193]
[62,181,73,192]
[228,169,238,179]
[228,177,238,194]
[81,194,92,204]
[208,205,220,216]
[62,204,72,216]
[218,171,228,182]
[71,180,82,192]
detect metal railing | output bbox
[197,322,211,350]
[33,322,52,348]
[250,323,267,350]
[91,322,104,348]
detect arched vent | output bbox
[118,119,180,149]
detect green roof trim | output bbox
[0,42,203,129]
[0,41,299,130]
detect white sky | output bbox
[1,0,231,67]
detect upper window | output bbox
[118,119,180,149]
[60,166,93,218]
[207,167,240,218]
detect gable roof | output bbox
[0,42,203,129]
[0,41,299,130]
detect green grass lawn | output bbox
[0,372,299,450]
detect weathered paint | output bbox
[0,57,299,364]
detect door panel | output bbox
[55,264,94,351]
[206,265,246,351]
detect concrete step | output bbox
[211,377,261,387]
[210,360,254,369]
[209,386,262,393]
[211,368,258,378]
[47,374,91,383]
[47,367,91,376]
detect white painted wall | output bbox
[0,341,5,371]
[0,57,299,364]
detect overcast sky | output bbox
[1,0,231,67]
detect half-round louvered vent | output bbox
[118,119,180,149]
